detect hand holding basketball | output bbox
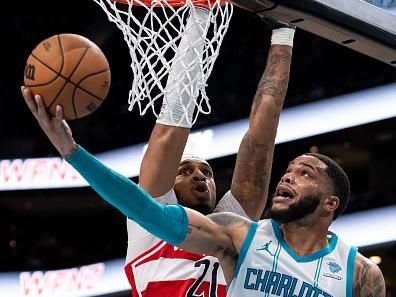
[24,33,111,120]
[21,86,77,158]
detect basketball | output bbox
[23,33,111,120]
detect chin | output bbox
[270,204,290,216]
[176,190,215,214]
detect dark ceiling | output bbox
[1,0,396,295]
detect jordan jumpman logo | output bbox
[256,240,274,256]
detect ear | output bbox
[325,195,340,212]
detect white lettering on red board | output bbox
[0,158,83,189]
[19,263,105,296]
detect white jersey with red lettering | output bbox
[227,219,358,297]
[125,189,248,297]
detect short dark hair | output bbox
[304,153,350,220]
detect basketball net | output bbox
[92,0,233,126]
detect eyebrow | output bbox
[179,161,212,171]
[288,161,317,172]
[300,162,317,171]
[179,161,191,167]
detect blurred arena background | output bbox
[0,0,396,296]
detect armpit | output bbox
[207,212,250,228]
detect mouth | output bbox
[273,185,295,202]
[192,181,209,197]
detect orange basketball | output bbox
[23,33,111,120]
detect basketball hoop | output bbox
[92,0,233,126]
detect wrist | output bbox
[271,27,295,47]
[61,142,78,159]
[156,101,194,128]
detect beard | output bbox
[266,194,321,224]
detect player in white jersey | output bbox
[229,217,357,296]
[21,13,295,297]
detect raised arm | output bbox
[353,253,386,297]
[138,9,208,197]
[231,27,294,220]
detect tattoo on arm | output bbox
[186,214,243,236]
[353,256,386,297]
[187,224,202,234]
[234,138,269,190]
[252,46,292,115]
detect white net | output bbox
[92,0,233,126]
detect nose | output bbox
[192,169,206,181]
[281,172,294,184]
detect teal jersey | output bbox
[228,219,357,297]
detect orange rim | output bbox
[114,0,227,7]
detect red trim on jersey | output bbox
[129,240,166,265]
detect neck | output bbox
[280,218,330,257]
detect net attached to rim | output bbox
[92,0,233,126]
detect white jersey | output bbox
[125,189,248,297]
[228,219,357,297]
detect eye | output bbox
[179,169,192,176]
[301,170,311,177]
[202,169,212,177]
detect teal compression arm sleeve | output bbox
[66,145,188,246]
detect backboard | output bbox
[231,0,396,67]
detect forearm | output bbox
[249,44,292,140]
[67,145,188,245]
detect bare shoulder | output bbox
[353,252,386,297]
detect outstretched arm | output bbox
[74,142,248,281]
[353,253,386,297]
[231,27,294,220]
[67,142,247,259]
